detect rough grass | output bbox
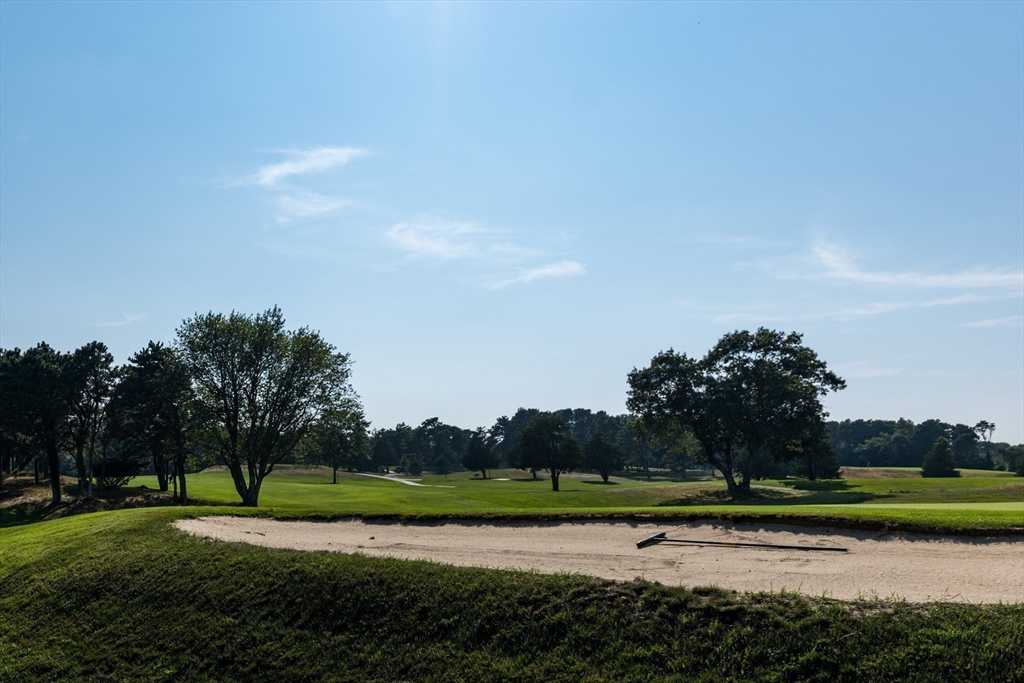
[1,507,1021,682]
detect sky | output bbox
[2,2,1022,442]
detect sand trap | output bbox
[175,517,1024,603]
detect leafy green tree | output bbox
[65,342,115,495]
[628,350,741,491]
[0,344,76,503]
[462,427,498,478]
[301,405,369,483]
[582,434,625,482]
[517,415,581,491]
[107,342,195,500]
[491,409,542,469]
[778,423,841,480]
[629,329,844,494]
[176,307,354,507]
[951,424,983,469]
[705,329,845,491]
[921,437,960,478]
[974,421,996,469]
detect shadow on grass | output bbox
[656,486,883,507]
[581,481,620,486]
[779,479,857,492]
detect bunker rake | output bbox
[636,531,848,553]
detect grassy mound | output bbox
[2,508,1022,682]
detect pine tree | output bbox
[921,436,960,478]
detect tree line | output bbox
[0,307,360,506]
[828,418,1022,473]
[5,311,1019,507]
[365,408,669,480]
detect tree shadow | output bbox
[581,480,620,486]
[777,479,856,492]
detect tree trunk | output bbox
[707,452,741,495]
[73,440,88,495]
[600,470,609,482]
[154,455,169,492]
[551,469,559,492]
[46,443,61,504]
[241,477,262,507]
[333,464,338,484]
[479,469,487,479]
[177,459,188,502]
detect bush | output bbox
[91,451,147,489]
[921,437,960,478]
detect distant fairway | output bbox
[133,467,1024,532]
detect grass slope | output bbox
[128,468,1024,534]
[2,507,1021,682]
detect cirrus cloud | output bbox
[251,146,366,187]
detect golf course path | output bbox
[175,517,1024,603]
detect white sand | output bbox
[175,517,1024,603]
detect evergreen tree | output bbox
[921,436,959,478]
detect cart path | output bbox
[175,517,1024,603]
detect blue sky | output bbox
[2,2,1022,441]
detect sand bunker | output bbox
[175,517,1024,603]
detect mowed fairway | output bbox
[135,467,1024,532]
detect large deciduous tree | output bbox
[517,415,581,491]
[627,350,742,491]
[176,307,354,506]
[628,328,845,495]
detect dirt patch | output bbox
[1,476,178,527]
[175,517,1024,603]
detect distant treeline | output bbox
[4,315,1022,507]
[827,418,1022,472]
[366,408,672,477]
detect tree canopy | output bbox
[921,437,960,478]
[177,306,355,506]
[628,328,845,494]
[517,414,581,491]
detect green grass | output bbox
[128,468,1024,534]
[2,507,1021,682]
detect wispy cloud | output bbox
[387,219,488,260]
[749,241,1023,291]
[93,313,145,327]
[961,315,1024,328]
[833,360,904,379]
[491,261,586,288]
[714,293,1003,324]
[810,242,1023,289]
[385,218,583,287]
[275,191,350,223]
[251,146,366,187]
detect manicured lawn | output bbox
[129,468,1024,533]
